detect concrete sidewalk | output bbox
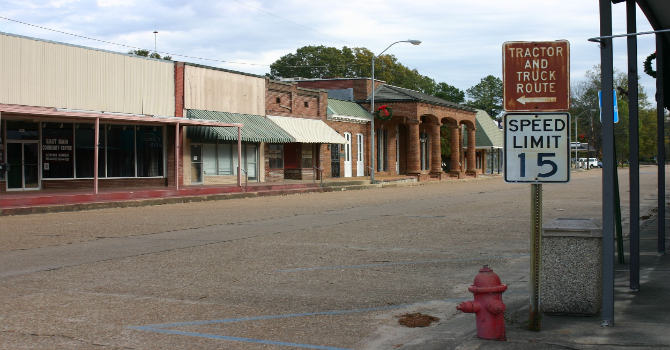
[400,210,670,349]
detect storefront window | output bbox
[74,124,104,178]
[136,126,164,177]
[0,120,4,180]
[301,144,313,168]
[42,122,74,179]
[106,125,135,177]
[6,121,39,140]
[218,143,233,175]
[268,144,283,169]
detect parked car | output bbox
[578,158,600,169]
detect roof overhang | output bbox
[0,104,243,128]
[327,114,369,124]
[267,115,347,144]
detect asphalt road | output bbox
[0,167,661,349]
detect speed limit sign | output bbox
[504,112,571,183]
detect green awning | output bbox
[187,109,294,143]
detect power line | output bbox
[0,15,270,67]
[231,0,355,46]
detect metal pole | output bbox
[529,183,542,331]
[575,114,578,168]
[370,55,376,183]
[238,127,242,187]
[656,33,666,254]
[599,0,615,327]
[627,0,640,291]
[175,123,179,190]
[94,118,99,194]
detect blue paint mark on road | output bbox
[131,295,519,349]
[275,254,530,273]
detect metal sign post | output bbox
[530,183,542,330]
[503,40,571,331]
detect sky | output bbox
[0,0,660,105]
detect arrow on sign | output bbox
[517,96,557,104]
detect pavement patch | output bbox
[130,298,480,349]
[274,254,530,273]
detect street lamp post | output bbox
[370,40,421,183]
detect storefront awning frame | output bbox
[0,103,244,193]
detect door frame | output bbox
[356,133,364,176]
[343,132,352,177]
[6,140,41,191]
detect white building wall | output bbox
[0,32,175,116]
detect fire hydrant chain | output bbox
[456,265,508,341]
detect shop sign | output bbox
[42,137,73,163]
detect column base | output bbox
[466,170,478,178]
[449,171,463,179]
[429,172,443,180]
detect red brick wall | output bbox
[166,125,176,187]
[41,178,167,190]
[324,120,368,177]
[0,180,5,192]
[175,62,185,118]
[285,168,315,180]
[266,81,326,120]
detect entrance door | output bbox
[356,133,364,176]
[190,144,203,184]
[343,133,352,177]
[7,142,40,190]
[331,144,340,178]
[246,144,258,181]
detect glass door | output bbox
[246,144,257,181]
[7,141,40,190]
[190,144,203,184]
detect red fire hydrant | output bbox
[456,265,507,341]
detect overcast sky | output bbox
[0,0,660,104]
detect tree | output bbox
[434,82,465,104]
[128,49,172,61]
[464,75,503,119]
[269,45,466,99]
[571,64,655,163]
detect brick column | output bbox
[407,120,421,174]
[430,123,442,175]
[466,126,477,177]
[449,125,461,177]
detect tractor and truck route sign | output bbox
[503,41,570,112]
[503,113,571,183]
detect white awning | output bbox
[267,115,347,144]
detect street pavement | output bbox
[0,166,667,349]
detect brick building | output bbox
[295,78,477,180]
[263,80,347,181]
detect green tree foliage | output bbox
[269,45,466,103]
[128,49,172,61]
[464,75,503,119]
[434,82,466,104]
[571,65,660,163]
